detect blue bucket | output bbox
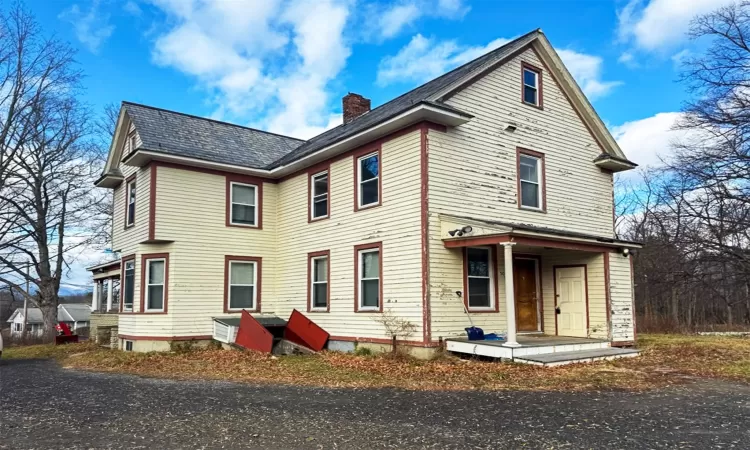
[465,326,484,341]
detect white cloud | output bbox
[556,49,623,100]
[617,0,735,51]
[59,1,115,53]
[149,0,349,139]
[372,0,469,40]
[610,112,691,169]
[377,35,621,100]
[123,1,142,16]
[376,34,510,86]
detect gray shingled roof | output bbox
[123,102,305,169]
[269,31,538,168]
[121,30,540,171]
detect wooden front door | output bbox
[555,266,587,337]
[514,258,539,332]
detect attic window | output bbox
[129,133,137,152]
[521,63,542,108]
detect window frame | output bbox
[224,255,262,313]
[140,253,169,314]
[516,147,546,212]
[13,322,21,332]
[354,242,383,312]
[354,146,382,211]
[521,62,543,109]
[120,254,136,313]
[463,246,498,312]
[307,250,330,312]
[225,175,264,229]
[129,132,137,153]
[309,169,330,221]
[124,175,136,229]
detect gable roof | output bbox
[102,29,632,179]
[58,304,91,322]
[7,308,43,324]
[123,102,305,169]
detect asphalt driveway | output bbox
[1,359,748,449]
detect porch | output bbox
[445,335,639,366]
[87,259,121,347]
[436,215,640,364]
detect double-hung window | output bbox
[522,64,541,107]
[122,259,135,311]
[310,171,329,220]
[13,323,21,332]
[227,260,258,311]
[357,152,379,209]
[466,247,494,310]
[518,149,544,210]
[126,179,136,227]
[144,257,166,312]
[309,253,329,311]
[356,245,381,311]
[230,182,258,227]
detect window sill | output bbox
[225,308,260,313]
[356,308,381,313]
[308,308,329,313]
[521,100,543,110]
[466,307,498,313]
[309,215,329,223]
[227,222,261,229]
[355,202,381,212]
[519,205,546,213]
[124,224,135,230]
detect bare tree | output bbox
[0,5,100,338]
[617,2,750,331]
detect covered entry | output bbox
[441,215,640,347]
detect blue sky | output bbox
[28,0,730,287]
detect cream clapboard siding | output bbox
[431,47,614,237]
[427,47,616,339]
[427,244,608,339]
[131,166,280,337]
[275,130,424,339]
[609,253,635,342]
[111,120,148,257]
[540,250,608,339]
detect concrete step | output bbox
[514,347,640,367]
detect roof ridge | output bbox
[121,101,306,143]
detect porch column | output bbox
[502,242,520,347]
[91,280,99,312]
[106,278,114,312]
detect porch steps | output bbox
[514,347,640,367]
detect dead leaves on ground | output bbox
[7,334,750,392]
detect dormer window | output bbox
[522,63,542,108]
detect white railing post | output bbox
[91,280,99,312]
[106,278,114,312]
[502,242,520,347]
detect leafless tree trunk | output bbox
[0,5,101,339]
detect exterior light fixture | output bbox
[449,226,473,237]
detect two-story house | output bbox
[91,29,640,361]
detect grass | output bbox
[4,334,750,391]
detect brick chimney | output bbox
[342,93,371,124]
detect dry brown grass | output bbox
[5,334,749,391]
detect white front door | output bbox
[555,266,587,337]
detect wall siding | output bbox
[609,253,635,342]
[117,130,424,341]
[275,130,424,340]
[432,47,614,237]
[427,47,617,339]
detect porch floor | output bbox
[447,335,607,348]
[445,334,635,366]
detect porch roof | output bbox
[87,259,121,280]
[440,214,642,251]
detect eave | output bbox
[94,172,124,188]
[117,102,473,181]
[593,153,638,173]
